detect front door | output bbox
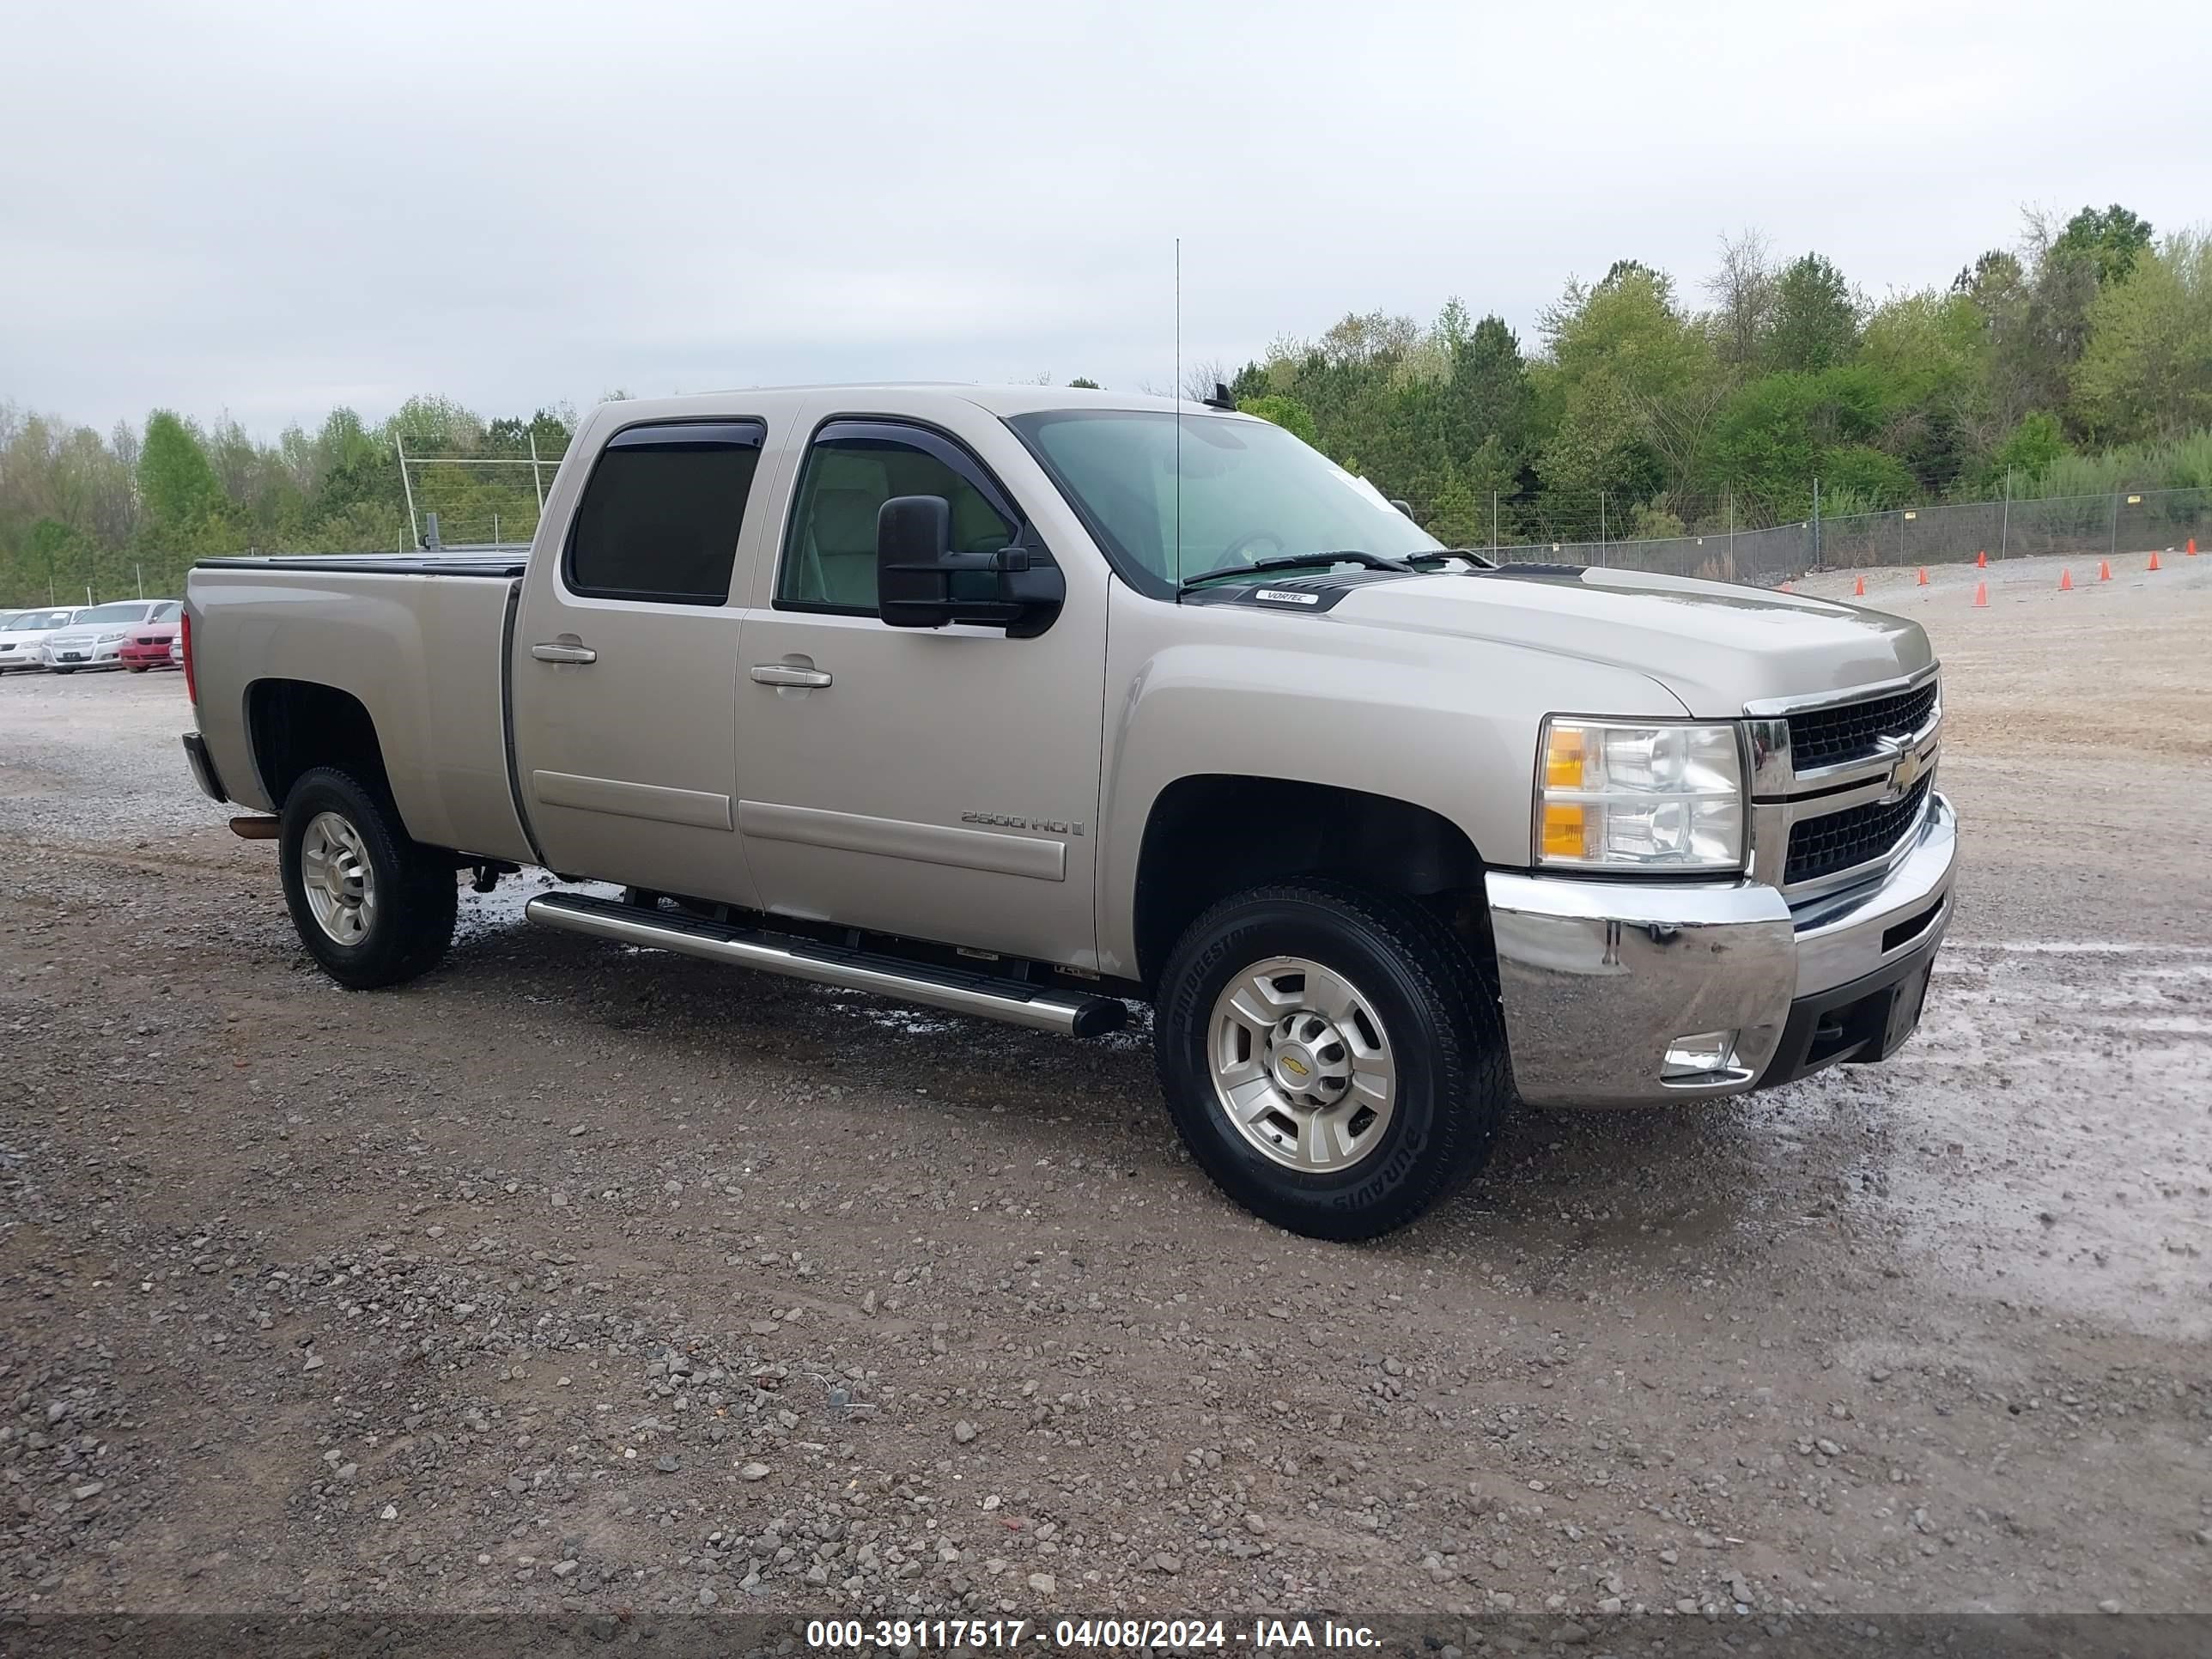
[732,408,1107,968]
[509,414,774,904]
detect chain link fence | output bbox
[398,444,569,550]
[1492,487,2212,585]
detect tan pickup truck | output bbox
[180,386,1955,1238]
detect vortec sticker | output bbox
[1253,588,1322,605]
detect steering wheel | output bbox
[1206,529,1286,572]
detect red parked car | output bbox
[117,601,183,672]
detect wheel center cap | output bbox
[325,859,350,902]
[1271,1038,1324,1093]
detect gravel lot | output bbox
[2,554,2208,1626]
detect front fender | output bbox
[1092,583,1686,981]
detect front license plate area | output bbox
[1877,960,1933,1057]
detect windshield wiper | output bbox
[1178,550,1417,593]
[1406,546,1499,570]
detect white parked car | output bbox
[40,600,179,673]
[0,606,83,672]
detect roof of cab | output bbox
[582,384,1242,423]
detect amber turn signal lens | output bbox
[1544,727,1586,790]
[1541,803,1588,859]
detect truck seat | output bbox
[805,488,882,608]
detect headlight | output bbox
[1535,718,1745,872]
[97,631,128,643]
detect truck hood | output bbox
[1331,565,1933,714]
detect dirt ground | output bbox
[2,551,2208,1626]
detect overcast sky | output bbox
[6,0,2208,436]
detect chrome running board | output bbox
[525,891,1127,1039]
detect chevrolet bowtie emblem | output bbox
[1875,734,1924,802]
[1279,1055,1310,1078]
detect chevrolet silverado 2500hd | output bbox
[181,386,1955,1238]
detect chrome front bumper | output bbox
[1486,793,1957,1107]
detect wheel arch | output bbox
[246,678,395,815]
[1128,775,1492,993]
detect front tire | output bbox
[1155,880,1510,1240]
[278,767,457,989]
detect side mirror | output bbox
[876,495,957,629]
[876,495,1066,637]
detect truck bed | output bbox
[186,556,536,864]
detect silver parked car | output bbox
[0,606,84,672]
[40,599,179,673]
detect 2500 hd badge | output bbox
[961,811,1087,836]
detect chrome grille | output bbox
[1784,776,1932,885]
[1787,680,1939,769]
[1747,667,1942,896]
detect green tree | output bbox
[1540,264,1707,401]
[138,411,225,532]
[1535,264,1717,508]
[27,516,89,599]
[1767,254,1861,372]
[2053,204,2154,288]
[1857,288,1990,490]
[1443,315,1536,467]
[1987,411,2069,483]
[2073,231,2212,442]
[1710,366,1900,514]
[1237,394,1318,446]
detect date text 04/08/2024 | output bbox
[804,1620,1381,1650]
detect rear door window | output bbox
[565,421,766,604]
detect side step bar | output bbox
[525,891,1127,1039]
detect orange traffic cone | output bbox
[1917,566,1929,586]
[1975,550,1988,568]
[2189,538,2198,556]
[2099,559,2112,581]
[2058,568,2072,591]
[1778,580,1792,592]
[2149,549,2162,571]
[1853,574,1866,596]
[1972,580,1988,607]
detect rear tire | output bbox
[278,767,457,989]
[127,665,149,674]
[1154,880,1510,1240]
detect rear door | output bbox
[509,410,781,903]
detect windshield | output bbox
[6,609,76,630]
[1009,410,1439,597]
[76,602,156,624]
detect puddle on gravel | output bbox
[1853,939,2212,1338]
[453,872,616,941]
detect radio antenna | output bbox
[1173,234,1182,592]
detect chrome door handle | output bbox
[750,663,831,688]
[532,641,597,665]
